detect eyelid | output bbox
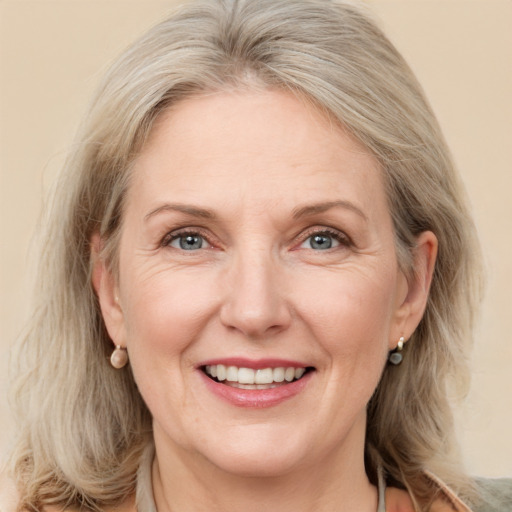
[161,227,215,249]
[292,226,354,253]
[294,226,352,249]
[158,225,351,250]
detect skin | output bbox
[94,89,437,512]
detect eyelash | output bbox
[160,226,352,251]
[297,227,352,250]
[161,228,213,249]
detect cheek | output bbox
[294,266,397,364]
[118,267,220,433]
[120,266,219,369]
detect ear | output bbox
[91,232,126,348]
[390,230,438,348]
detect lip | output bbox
[197,361,314,408]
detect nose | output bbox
[219,248,292,339]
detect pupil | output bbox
[180,235,202,250]
[311,235,332,250]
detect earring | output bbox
[110,345,128,369]
[388,336,405,365]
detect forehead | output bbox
[128,89,387,219]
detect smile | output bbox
[198,360,315,408]
[203,364,310,389]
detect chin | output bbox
[209,450,305,478]
[196,427,310,478]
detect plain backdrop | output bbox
[1,0,511,477]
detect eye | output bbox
[300,230,346,251]
[167,232,209,251]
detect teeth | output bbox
[238,367,255,384]
[204,364,308,386]
[216,365,226,381]
[284,367,295,382]
[273,367,285,382]
[255,368,273,384]
[226,366,238,382]
[229,382,280,389]
[295,368,305,379]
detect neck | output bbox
[151,423,377,512]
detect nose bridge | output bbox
[220,240,291,338]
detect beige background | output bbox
[1,0,511,477]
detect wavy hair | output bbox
[9,0,483,510]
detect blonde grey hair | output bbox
[9,0,483,510]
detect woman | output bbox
[2,0,511,511]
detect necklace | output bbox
[135,444,386,512]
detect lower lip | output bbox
[199,370,313,408]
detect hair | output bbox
[9,0,483,510]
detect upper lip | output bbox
[197,357,310,370]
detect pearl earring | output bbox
[110,345,128,369]
[388,336,405,365]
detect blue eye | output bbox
[169,234,206,250]
[301,233,341,250]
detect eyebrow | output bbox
[292,200,368,221]
[144,200,367,223]
[144,203,216,221]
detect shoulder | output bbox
[422,471,512,512]
[0,473,19,512]
[473,478,512,512]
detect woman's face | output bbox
[99,89,430,477]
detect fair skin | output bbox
[94,89,437,512]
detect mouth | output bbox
[201,364,314,390]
